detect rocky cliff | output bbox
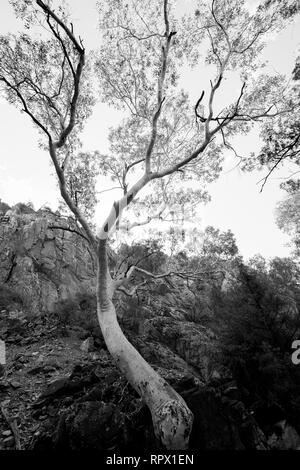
[0,203,96,313]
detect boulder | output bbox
[143,316,221,381]
[80,337,94,353]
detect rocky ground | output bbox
[0,306,196,451]
[0,308,98,449]
[0,304,272,451]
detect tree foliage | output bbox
[246,50,300,190]
[92,0,298,233]
[1,0,298,235]
[276,187,300,257]
[216,256,300,429]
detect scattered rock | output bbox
[21,338,31,346]
[3,436,15,447]
[27,366,46,375]
[9,381,22,389]
[43,365,58,373]
[80,337,94,353]
[36,376,70,401]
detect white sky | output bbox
[0,0,299,260]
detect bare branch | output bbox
[145,0,176,174]
[35,2,86,152]
[150,138,210,179]
[0,76,51,139]
[115,263,224,297]
[117,280,148,296]
[258,132,300,192]
[195,90,206,123]
[48,141,96,247]
[211,0,231,51]
[124,265,224,282]
[120,203,167,230]
[48,224,90,243]
[118,23,165,41]
[98,186,123,195]
[36,0,84,53]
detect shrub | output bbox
[54,292,100,336]
[0,284,24,310]
[0,201,10,215]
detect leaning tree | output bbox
[1,0,299,449]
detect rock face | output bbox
[0,203,96,313]
[142,317,221,382]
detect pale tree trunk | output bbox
[95,239,194,450]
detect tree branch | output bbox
[145,0,175,174]
[0,76,51,139]
[124,265,224,282]
[258,131,300,192]
[36,0,84,53]
[36,1,85,153]
[117,280,148,297]
[48,141,96,248]
[48,224,90,243]
[120,203,167,230]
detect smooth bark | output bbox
[95,239,194,450]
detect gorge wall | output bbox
[0,203,96,313]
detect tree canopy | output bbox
[1,0,299,240]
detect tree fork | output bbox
[95,239,194,450]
